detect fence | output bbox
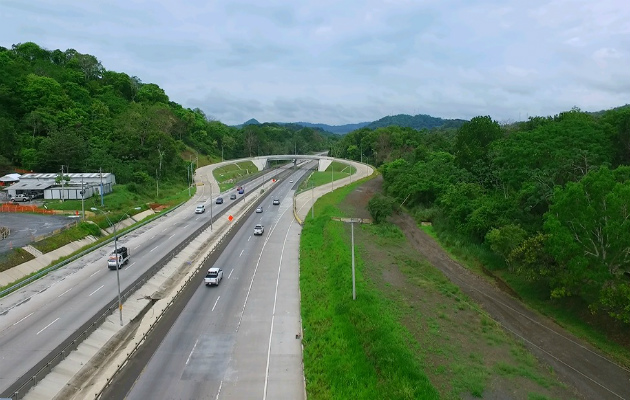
[0,204,55,214]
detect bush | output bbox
[367,193,396,224]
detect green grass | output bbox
[428,219,630,370]
[213,161,258,191]
[300,179,440,399]
[32,222,102,253]
[300,179,578,399]
[300,161,356,190]
[0,248,36,273]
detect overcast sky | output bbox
[2,0,629,126]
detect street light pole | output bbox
[210,184,213,231]
[81,175,85,221]
[93,207,124,326]
[351,220,356,300]
[187,157,191,197]
[113,223,123,326]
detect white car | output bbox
[256,206,263,213]
[273,199,280,205]
[195,204,205,214]
[254,224,264,235]
[204,267,223,286]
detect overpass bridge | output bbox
[250,154,334,172]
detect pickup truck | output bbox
[204,267,223,286]
[12,194,32,202]
[253,224,264,235]
[108,246,130,270]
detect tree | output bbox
[367,194,396,224]
[544,166,630,313]
[454,116,503,176]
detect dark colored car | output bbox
[230,194,237,200]
[216,197,224,204]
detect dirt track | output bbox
[343,176,630,400]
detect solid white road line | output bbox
[57,288,72,298]
[212,296,220,312]
[150,246,159,252]
[90,270,101,278]
[228,269,234,279]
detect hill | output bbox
[366,114,468,130]
[237,114,467,134]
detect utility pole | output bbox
[99,167,104,206]
[188,156,191,197]
[60,165,65,202]
[113,222,123,326]
[331,164,334,191]
[351,220,356,300]
[210,184,213,231]
[81,175,85,221]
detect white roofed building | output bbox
[4,172,115,200]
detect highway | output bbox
[0,165,286,397]
[117,176,304,399]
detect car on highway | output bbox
[216,197,224,204]
[253,224,264,235]
[204,267,223,286]
[289,179,293,183]
[230,193,237,200]
[273,199,280,205]
[195,204,205,214]
[256,206,263,213]
[237,186,244,194]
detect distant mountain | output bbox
[366,114,467,130]
[234,113,468,134]
[243,118,260,126]
[291,121,371,135]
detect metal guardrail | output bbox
[95,190,265,399]
[0,204,184,300]
[3,174,280,400]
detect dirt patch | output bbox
[337,177,630,399]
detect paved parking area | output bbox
[0,213,78,255]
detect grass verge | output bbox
[0,248,36,273]
[301,181,440,399]
[301,180,580,399]
[427,220,630,370]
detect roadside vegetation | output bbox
[213,161,258,191]
[301,179,577,399]
[423,223,630,369]
[299,161,356,191]
[0,248,35,273]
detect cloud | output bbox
[1,0,630,125]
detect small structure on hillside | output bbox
[0,173,20,187]
[4,172,115,200]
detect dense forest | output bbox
[335,108,630,324]
[0,42,335,183]
[3,41,630,325]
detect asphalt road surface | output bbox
[112,175,305,399]
[0,213,76,255]
[0,169,281,396]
